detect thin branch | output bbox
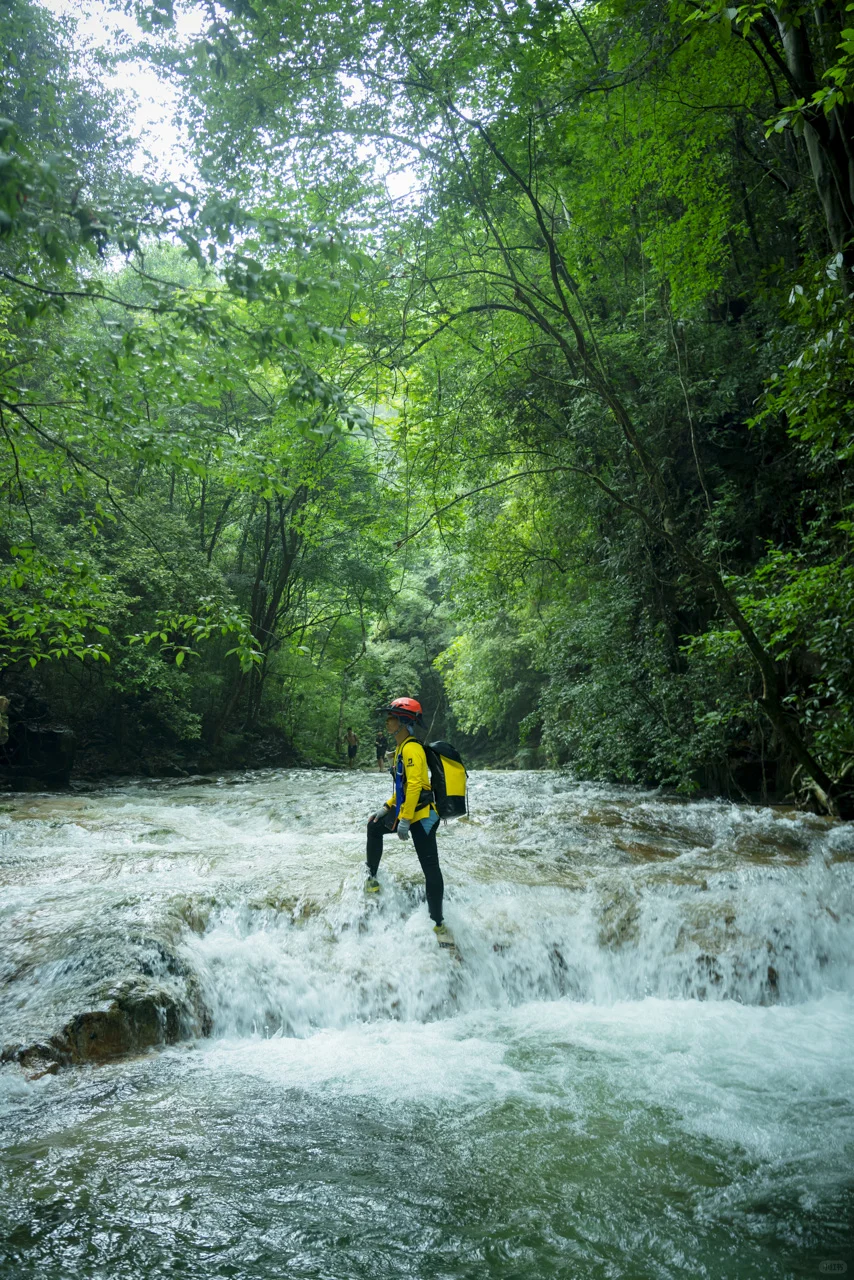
[0,401,184,574]
[568,2,602,65]
[0,406,35,538]
[395,465,653,547]
[0,271,168,314]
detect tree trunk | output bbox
[772,5,854,265]
[213,670,246,746]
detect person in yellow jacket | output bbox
[365,697,452,945]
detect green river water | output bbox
[1,769,853,1278]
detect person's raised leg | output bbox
[410,819,444,925]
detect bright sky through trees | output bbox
[39,0,418,198]
[40,0,200,181]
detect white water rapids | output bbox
[1,769,853,1278]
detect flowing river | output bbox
[1,769,853,1278]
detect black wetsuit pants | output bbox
[366,816,444,925]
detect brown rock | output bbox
[2,979,210,1074]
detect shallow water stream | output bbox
[1,769,853,1278]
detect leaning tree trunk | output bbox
[773,4,854,267]
[431,92,853,815]
[602,378,853,817]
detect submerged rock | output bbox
[597,888,641,948]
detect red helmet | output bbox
[379,696,424,725]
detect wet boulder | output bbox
[2,974,211,1076]
[3,1042,61,1081]
[60,980,183,1063]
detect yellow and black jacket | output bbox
[387,736,433,823]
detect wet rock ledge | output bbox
[2,978,211,1080]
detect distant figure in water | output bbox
[345,727,359,769]
[374,728,388,772]
[365,697,452,948]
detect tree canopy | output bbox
[1,0,852,811]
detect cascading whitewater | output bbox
[3,768,850,1057]
[185,853,854,1039]
[2,770,853,1280]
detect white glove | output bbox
[371,806,391,823]
[397,819,411,841]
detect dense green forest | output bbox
[0,0,852,812]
